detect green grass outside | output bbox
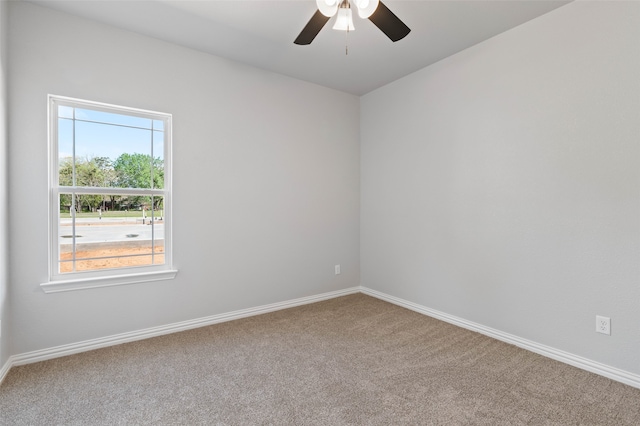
[59,210,164,219]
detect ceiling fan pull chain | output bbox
[345,27,349,55]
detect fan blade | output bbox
[294,10,331,45]
[368,1,410,42]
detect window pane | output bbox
[59,193,165,273]
[75,108,153,130]
[58,118,74,158]
[153,130,164,161]
[60,255,153,273]
[74,120,153,188]
[58,113,165,190]
[58,105,74,119]
[152,131,165,189]
[150,195,165,265]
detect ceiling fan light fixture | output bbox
[316,0,339,17]
[295,0,409,46]
[355,0,379,19]
[333,5,355,31]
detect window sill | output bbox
[41,269,178,293]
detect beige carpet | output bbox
[1,294,639,425]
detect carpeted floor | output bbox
[1,293,639,425]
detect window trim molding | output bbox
[45,95,175,292]
[40,270,178,293]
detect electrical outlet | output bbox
[596,315,610,335]
[335,264,341,275]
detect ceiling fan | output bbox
[294,0,410,45]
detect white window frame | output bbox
[42,95,176,293]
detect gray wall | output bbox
[8,1,360,355]
[361,1,640,375]
[0,0,9,368]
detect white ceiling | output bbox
[26,0,571,95]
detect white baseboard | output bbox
[0,357,11,386]
[359,286,640,390]
[0,286,360,384]
[3,285,639,391]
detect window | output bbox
[43,95,176,293]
